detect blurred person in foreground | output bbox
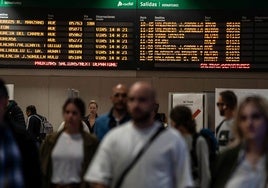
[170,105,211,188]
[40,97,98,188]
[84,81,193,188]
[94,84,131,141]
[5,99,26,128]
[211,96,268,188]
[0,78,41,188]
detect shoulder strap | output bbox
[32,114,45,133]
[191,133,199,169]
[216,119,226,135]
[114,125,166,188]
[32,114,42,121]
[192,133,199,150]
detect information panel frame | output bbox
[0,0,268,71]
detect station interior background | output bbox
[1,69,268,130]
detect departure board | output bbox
[0,0,268,70]
[138,10,260,70]
[0,8,136,69]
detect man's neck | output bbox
[112,109,126,121]
[134,118,154,129]
[224,111,234,120]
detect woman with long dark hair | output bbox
[40,98,98,188]
[170,105,210,188]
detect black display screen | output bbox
[0,6,267,70]
[0,8,136,69]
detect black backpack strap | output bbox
[114,125,166,188]
[191,133,200,180]
[216,119,226,136]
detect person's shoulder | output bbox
[81,121,90,132]
[29,114,40,120]
[101,121,131,141]
[43,131,61,144]
[159,126,188,152]
[163,126,185,142]
[196,135,209,149]
[164,125,180,136]
[7,100,17,109]
[82,131,99,144]
[226,118,235,127]
[109,121,131,134]
[29,115,42,123]
[95,113,110,122]
[8,120,27,135]
[197,134,207,144]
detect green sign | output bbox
[0,0,136,8]
[137,0,264,9]
[0,0,22,7]
[138,0,185,9]
[0,0,266,9]
[90,0,136,9]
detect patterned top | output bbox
[0,125,24,188]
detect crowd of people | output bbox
[1,77,268,188]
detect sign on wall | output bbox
[5,84,14,100]
[169,93,204,131]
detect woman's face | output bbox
[89,103,97,115]
[64,103,81,126]
[239,102,267,142]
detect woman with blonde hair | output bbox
[211,95,268,188]
[83,100,98,133]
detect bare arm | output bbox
[90,183,109,188]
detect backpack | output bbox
[33,115,53,139]
[190,128,218,180]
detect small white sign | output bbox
[67,88,79,98]
[5,84,14,100]
[171,93,204,131]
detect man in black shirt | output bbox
[26,105,42,144]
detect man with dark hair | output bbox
[216,90,237,151]
[94,84,131,141]
[26,105,42,144]
[0,78,41,187]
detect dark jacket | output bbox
[211,144,268,188]
[83,114,98,134]
[40,129,99,188]
[8,120,42,188]
[94,108,131,141]
[5,100,26,127]
[27,114,42,142]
